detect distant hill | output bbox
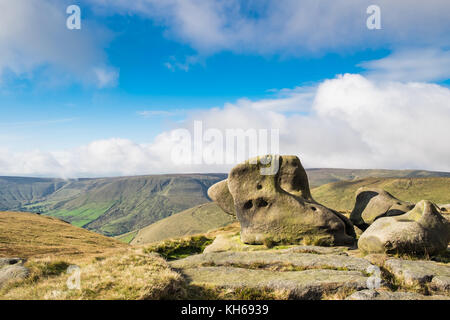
[0,174,226,236]
[131,203,235,245]
[305,168,450,188]
[311,177,450,212]
[0,176,68,211]
[0,168,449,237]
[0,211,126,258]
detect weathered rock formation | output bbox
[209,155,355,246]
[350,188,414,230]
[358,200,450,255]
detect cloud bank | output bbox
[361,49,450,82]
[88,0,450,56]
[1,74,449,177]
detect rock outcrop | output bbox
[214,155,355,246]
[358,200,450,256]
[350,188,414,230]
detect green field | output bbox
[115,230,139,244]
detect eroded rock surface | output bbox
[358,200,450,255]
[350,188,414,230]
[226,155,355,246]
[346,289,449,300]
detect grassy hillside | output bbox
[0,211,185,300]
[305,168,450,188]
[0,211,126,258]
[312,177,450,212]
[0,174,226,237]
[131,203,235,245]
[0,177,68,211]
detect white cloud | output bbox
[164,56,199,72]
[93,67,119,88]
[361,49,450,82]
[0,0,117,87]
[137,110,180,117]
[1,74,449,177]
[88,0,450,56]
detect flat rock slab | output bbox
[384,259,450,293]
[171,250,372,273]
[203,234,266,253]
[204,233,351,255]
[346,289,450,300]
[182,266,368,300]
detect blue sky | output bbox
[0,0,449,177]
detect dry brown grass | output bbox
[0,211,126,259]
[1,249,186,300]
[0,212,188,300]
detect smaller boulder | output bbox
[350,188,414,230]
[358,200,450,256]
[207,180,235,216]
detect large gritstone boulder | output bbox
[208,154,315,217]
[358,200,450,256]
[350,188,414,230]
[226,155,355,246]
